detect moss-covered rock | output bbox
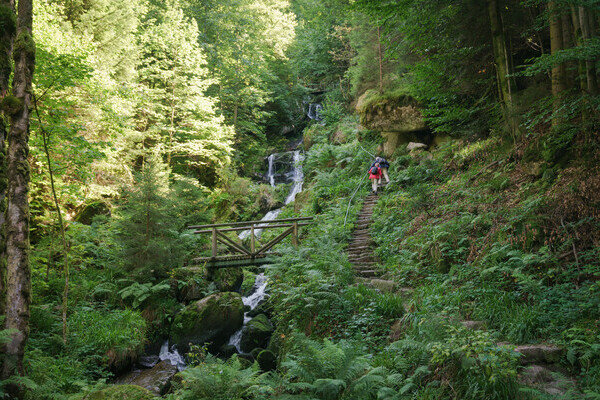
[171,292,244,351]
[171,267,209,303]
[257,349,277,372]
[214,268,243,292]
[240,270,257,296]
[115,360,177,395]
[72,385,156,400]
[240,314,274,353]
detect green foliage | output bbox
[167,354,261,400]
[68,307,147,357]
[118,281,170,308]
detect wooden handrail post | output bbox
[212,227,217,258]
[250,225,256,255]
[292,220,298,248]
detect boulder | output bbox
[257,349,277,372]
[247,298,273,319]
[115,360,177,395]
[407,142,427,151]
[218,344,238,358]
[214,268,244,292]
[240,314,274,353]
[171,292,244,352]
[73,384,156,400]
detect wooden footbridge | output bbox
[188,217,313,268]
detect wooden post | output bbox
[250,225,255,255]
[212,227,217,258]
[292,221,298,248]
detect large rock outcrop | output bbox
[356,91,428,156]
[171,292,244,351]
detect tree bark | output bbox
[1,0,34,397]
[488,0,517,136]
[578,6,599,95]
[549,1,566,127]
[377,26,383,93]
[0,0,16,318]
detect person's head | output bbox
[375,162,380,166]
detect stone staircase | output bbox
[347,192,381,279]
[347,186,580,397]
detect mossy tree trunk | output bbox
[0,0,16,318]
[1,0,34,397]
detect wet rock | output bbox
[247,298,273,319]
[219,344,237,359]
[116,360,177,395]
[171,292,244,352]
[240,314,274,353]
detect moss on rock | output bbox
[240,313,274,353]
[73,385,156,400]
[171,292,244,351]
[214,268,243,292]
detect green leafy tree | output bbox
[134,3,234,187]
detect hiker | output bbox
[379,157,390,183]
[369,162,382,194]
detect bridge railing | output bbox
[188,217,313,267]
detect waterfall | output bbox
[266,154,276,187]
[158,340,187,371]
[239,150,304,240]
[228,273,269,353]
[307,103,322,121]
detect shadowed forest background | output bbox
[0,0,599,399]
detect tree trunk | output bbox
[488,0,517,136]
[0,0,16,318]
[562,11,577,89]
[377,26,383,93]
[578,6,599,95]
[1,0,34,397]
[549,1,566,127]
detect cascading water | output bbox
[228,273,269,353]
[239,150,304,240]
[307,103,323,121]
[158,341,187,371]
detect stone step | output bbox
[355,270,379,278]
[496,343,564,365]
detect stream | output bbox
[151,150,305,369]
